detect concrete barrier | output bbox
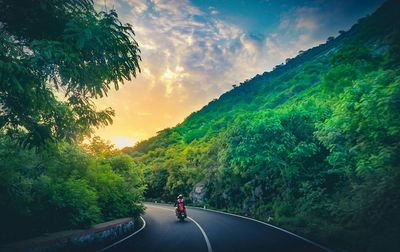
[0,218,139,252]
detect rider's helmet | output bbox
[178,194,183,199]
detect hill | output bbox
[124,1,400,251]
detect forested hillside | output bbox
[124,1,400,251]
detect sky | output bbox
[93,0,385,148]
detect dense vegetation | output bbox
[0,136,144,242]
[0,0,143,243]
[124,1,400,251]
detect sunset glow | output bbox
[111,136,138,149]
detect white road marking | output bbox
[187,216,213,252]
[188,206,334,252]
[97,216,146,252]
[148,205,213,252]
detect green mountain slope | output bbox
[125,1,400,251]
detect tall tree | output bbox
[0,0,141,146]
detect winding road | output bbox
[101,203,332,252]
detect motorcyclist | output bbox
[174,194,187,218]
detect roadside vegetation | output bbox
[0,136,144,242]
[0,0,143,243]
[124,1,400,251]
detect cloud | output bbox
[296,17,318,32]
[209,7,218,15]
[295,7,319,32]
[269,5,329,61]
[125,0,148,13]
[124,0,267,94]
[279,17,290,30]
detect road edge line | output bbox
[97,216,146,252]
[188,206,334,252]
[187,216,213,252]
[147,204,213,252]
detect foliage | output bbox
[0,0,140,146]
[0,135,144,243]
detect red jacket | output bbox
[176,198,185,211]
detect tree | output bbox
[83,136,116,158]
[0,0,141,146]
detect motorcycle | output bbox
[176,204,186,221]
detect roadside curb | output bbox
[0,217,139,252]
[97,216,146,252]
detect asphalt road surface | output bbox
[102,203,332,252]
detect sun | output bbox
[112,136,137,149]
